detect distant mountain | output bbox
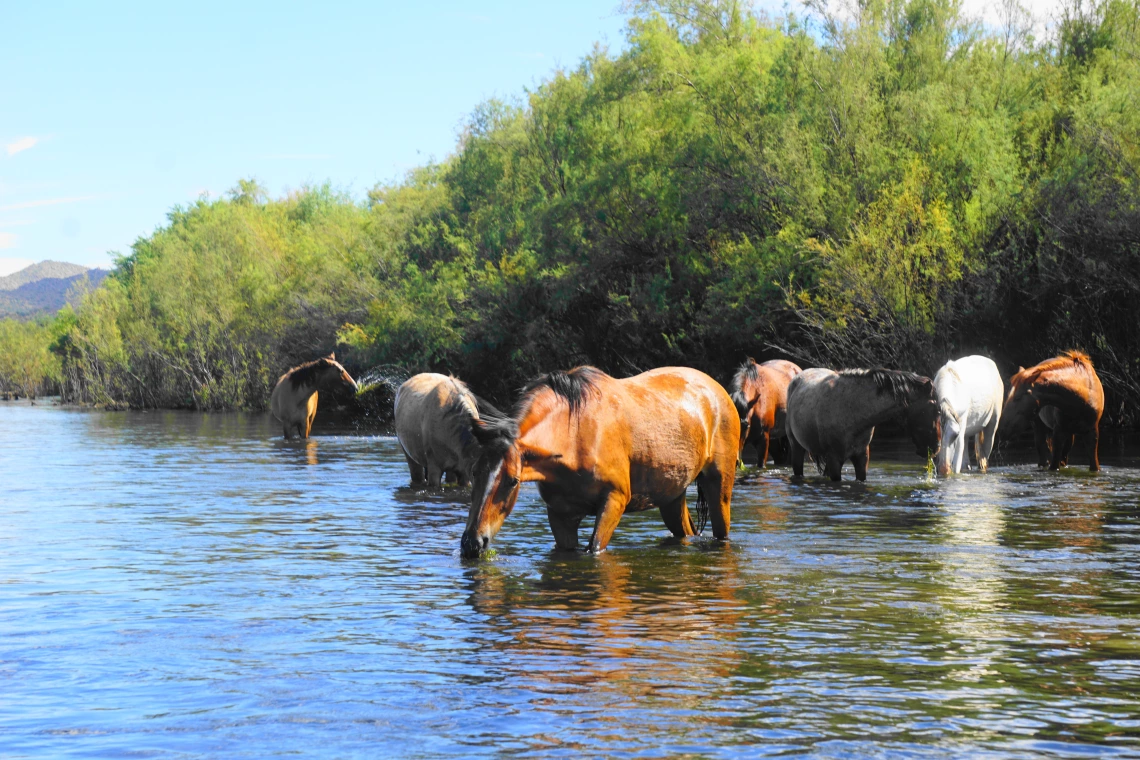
[0,260,89,291]
[0,261,109,320]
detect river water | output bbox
[2,403,1139,758]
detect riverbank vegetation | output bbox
[3,0,1139,421]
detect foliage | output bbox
[6,0,1140,422]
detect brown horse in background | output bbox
[1000,350,1104,471]
[270,353,358,439]
[460,366,739,558]
[730,358,802,467]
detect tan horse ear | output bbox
[327,352,336,361]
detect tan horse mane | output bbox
[1011,350,1094,390]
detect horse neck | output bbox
[846,379,911,431]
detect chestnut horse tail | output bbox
[695,482,709,535]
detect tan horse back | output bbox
[394,373,480,473]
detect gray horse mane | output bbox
[839,368,931,402]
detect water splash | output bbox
[350,365,411,430]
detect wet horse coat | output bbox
[933,355,1004,476]
[460,366,739,557]
[270,354,358,439]
[786,367,940,481]
[394,373,484,487]
[730,358,802,466]
[1000,350,1104,471]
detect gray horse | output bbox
[786,367,941,481]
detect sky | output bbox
[1,0,1063,277]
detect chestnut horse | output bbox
[270,353,358,439]
[460,366,739,558]
[730,358,802,466]
[999,350,1104,471]
[786,368,940,481]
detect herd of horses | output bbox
[270,349,1106,558]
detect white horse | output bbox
[933,355,1004,475]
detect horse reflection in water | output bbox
[461,366,739,558]
[464,545,753,699]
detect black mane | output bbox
[838,367,931,401]
[286,357,335,389]
[730,358,760,409]
[470,366,605,450]
[520,365,605,416]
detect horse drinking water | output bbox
[933,355,1004,476]
[999,350,1104,471]
[394,373,488,487]
[730,358,802,467]
[786,368,940,481]
[270,353,358,439]
[460,366,740,558]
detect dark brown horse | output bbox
[270,353,358,439]
[460,366,740,558]
[786,367,940,481]
[730,358,802,466]
[1000,350,1104,471]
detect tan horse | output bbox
[270,353,357,439]
[730,358,802,466]
[1000,350,1104,471]
[460,366,739,558]
[394,373,488,487]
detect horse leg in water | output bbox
[789,434,806,478]
[1049,423,1070,471]
[1058,431,1075,468]
[1034,417,1052,468]
[1089,424,1100,472]
[851,445,870,482]
[658,494,695,538]
[587,488,631,554]
[697,463,733,540]
[403,450,426,485]
[755,429,771,468]
[426,463,444,488]
[283,425,293,441]
[976,418,997,473]
[445,470,459,485]
[952,430,967,474]
[303,391,319,438]
[547,507,583,551]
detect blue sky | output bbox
[0,1,630,274]
[1,0,1062,277]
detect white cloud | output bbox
[6,137,38,157]
[0,233,17,250]
[0,257,34,276]
[0,194,103,211]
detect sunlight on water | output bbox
[1,403,1139,757]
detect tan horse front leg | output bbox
[658,495,695,538]
[547,508,583,551]
[587,490,629,554]
[303,391,319,438]
[1089,424,1100,472]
